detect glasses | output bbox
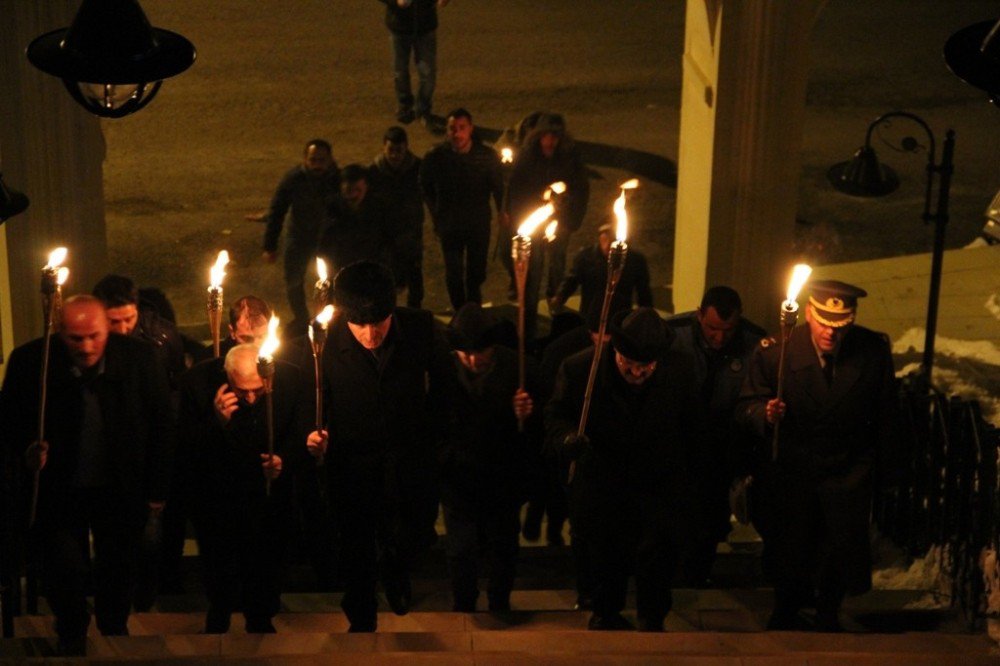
[231,386,265,403]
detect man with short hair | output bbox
[736,280,900,631]
[369,126,425,308]
[0,295,172,655]
[261,139,340,330]
[306,260,454,632]
[546,308,701,632]
[667,286,765,587]
[420,108,505,311]
[220,295,273,358]
[320,164,391,273]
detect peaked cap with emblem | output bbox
[808,279,867,328]
[610,307,674,363]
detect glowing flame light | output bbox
[316,305,334,327]
[612,190,629,243]
[619,178,639,190]
[784,264,813,304]
[258,315,280,360]
[501,147,513,164]
[316,257,328,282]
[209,250,230,289]
[517,203,555,237]
[56,267,70,285]
[543,181,567,201]
[544,221,559,242]
[46,247,68,268]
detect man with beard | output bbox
[261,139,340,332]
[0,296,172,655]
[305,261,454,632]
[319,164,392,273]
[736,280,899,631]
[178,343,309,633]
[369,126,425,308]
[546,308,701,632]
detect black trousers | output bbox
[442,501,520,611]
[439,228,490,311]
[38,488,142,640]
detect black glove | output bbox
[562,432,591,459]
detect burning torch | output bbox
[31,247,69,527]
[569,179,638,482]
[313,257,331,316]
[771,263,812,461]
[308,305,334,466]
[207,250,230,358]
[257,315,280,495]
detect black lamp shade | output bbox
[944,19,1000,106]
[826,146,900,197]
[0,174,30,222]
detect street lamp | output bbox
[827,111,955,389]
[944,18,1000,108]
[26,0,196,119]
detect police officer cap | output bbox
[609,307,674,363]
[808,279,867,328]
[447,303,504,351]
[333,260,396,324]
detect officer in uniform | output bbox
[736,280,900,631]
[667,286,765,587]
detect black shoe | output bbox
[766,609,810,631]
[245,618,277,634]
[637,616,665,632]
[488,597,511,612]
[396,107,416,124]
[574,596,593,611]
[348,621,376,633]
[814,611,843,633]
[385,576,412,616]
[57,636,87,657]
[587,613,633,631]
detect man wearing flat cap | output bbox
[546,307,702,632]
[440,303,538,612]
[305,260,454,632]
[737,279,900,632]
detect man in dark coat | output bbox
[306,261,454,632]
[369,126,425,308]
[420,108,505,311]
[261,139,340,330]
[377,0,449,127]
[736,279,900,631]
[0,296,172,655]
[319,164,392,275]
[667,286,765,587]
[179,343,310,633]
[440,303,538,612]
[546,308,701,632]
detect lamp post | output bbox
[827,111,954,389]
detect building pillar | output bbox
[673,0,824,327]
[0,0,107,373]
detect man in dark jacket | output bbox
[319,164,392,275]
[369,126,425,308]
[441,303,537,612]
[306,261,454,632]
[261,139,340,330]
[420,108,505,311]
[377,0,450,127]
[546,308,701,632]
[736,279,900,631]
[179,343,309,633]
[667,286,765,588]
[0,296,172,655]
[550,223,654,318]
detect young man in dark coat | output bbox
[319,164,392,274]
[440,303,538,612]
[546,308,702,632]
[419,108,505,311]
[306,260,454,632]
[736,279,900,631]
[0,296,173,655]
[369,126,425,308]
[666,286,765,587]
[178,343,310,634]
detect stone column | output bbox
[673,0,824,327]
[0,0,107,365]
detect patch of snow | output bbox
[986,293,1000,321]
[893,328,1000,367]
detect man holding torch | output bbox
[736,279,900,632]
[545,307,702,632]
[0,295,172,655]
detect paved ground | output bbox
[99,0,1000,328]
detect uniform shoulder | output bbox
[740,317,767,339]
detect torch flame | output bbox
[315,304,334,326]
[46,247,68,268]
[258,315,280,360]
[316,257,328,282]
[785,264,813,302]
[209,250,230,289]
[517,203,555,237]
[612,190,629,242]
[56,267,70,286]
[501,147,513,164]
[619,178,639,190]
[544,221,559,242]
[543,181,567,201]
